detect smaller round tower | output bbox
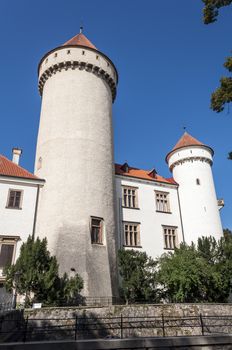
[166,132,223,244]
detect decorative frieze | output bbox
[38,60,117,101]
[170,156,212,171]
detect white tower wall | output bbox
[34,44,118,298]
[168,146,223,244]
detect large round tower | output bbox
[166,132,223,244]
[34,32,118,298]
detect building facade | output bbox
[0,32,224,298]
[0,150,44,289]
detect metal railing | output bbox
[1,314,232,342]
[0,302,13,314]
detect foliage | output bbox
[223,228,232,238]
[202,0,232,24]
[157,243,209,302]
[4,236,83,307]
[201,1,232,157]
[118,249,159,303]
[157,236,232,303]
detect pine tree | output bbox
[4,236,83,307]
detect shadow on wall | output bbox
[3,312,114,343]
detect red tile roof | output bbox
[172,132,204,151]
[166,132,213,162]
[115,164,177,185]
[0,155,39,180]
[63,33,97,49]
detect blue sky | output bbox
[0,1,231,229]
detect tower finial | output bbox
[80,25,83,34]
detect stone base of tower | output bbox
[52,224,119,300]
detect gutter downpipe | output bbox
[177,186,185,244]
[32,184,41,241]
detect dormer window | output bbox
[148,168,157,179]
[121,162,129,173]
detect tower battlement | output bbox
[38,45,118,101]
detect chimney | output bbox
[12,148,22,165]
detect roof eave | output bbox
[165,144,214,163]
[0,174,45,184]
[37,45,119,84]
[115,173,178,187]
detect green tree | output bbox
[118,249,159,304]
[4,236,83,307]
[157,236,232,303]
[223,228,232,238]
[202,1,232,156]
[202,0,232,24]
[157,243,209,302]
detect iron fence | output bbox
[0,302,13,314]
[1,314,232,342]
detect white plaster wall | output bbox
[0,179,38,274]
[168,146,223,243]
[115,176,183,259]
[34,46,118,297]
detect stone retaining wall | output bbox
[25,303,232,319]
[24,304,232,339]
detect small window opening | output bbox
[54,53,57,57]
[91,217,103,244]
[196,178,200,185]
[96,55,99,60]
[82,50,85,55]
[67,50,71,54]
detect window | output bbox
[123,222,140,247]
[163,226,177,250]
[122,186,138,208]
[91,217,103,244]
[155,191,170,213]
[6,190,23,209]
[196,178,200,185]
[0,236,19,272]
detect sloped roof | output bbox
[166,132,213,162]
[0,155,39,180]
[115,164,177,185]
[172,132,204,151]
[63,33,97,49]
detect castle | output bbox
[0,32,223,298]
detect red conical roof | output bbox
[166,132,213,163]
[63,33,97,50]
[172,132,204,151]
